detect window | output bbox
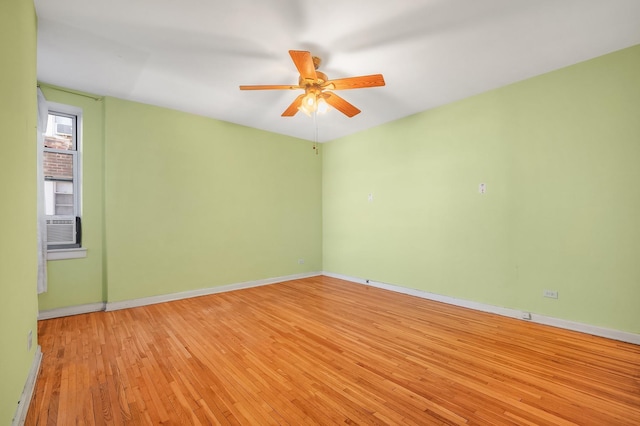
[43,107,82,249]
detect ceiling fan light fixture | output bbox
[298,104,312,117]
[298,90,323,116]
[297,94,312,116]
[298,92,330,116]
[303,92,316,108]
[317,97,329,114]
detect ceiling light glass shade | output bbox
[298,102,312,116]
[317,97,328,114]
[298,91,318,116]
[298,91,330,116]
[303,92,317,110]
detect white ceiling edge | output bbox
[35,0,640,142]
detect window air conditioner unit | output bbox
[55,123,73,136]
[46,217,76,246]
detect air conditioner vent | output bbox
[46,217,76,245]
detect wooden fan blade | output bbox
[289,50,317,81]
[324,92,361,118]
[282,94,305,117]
[239,84,301,90]
[323,74,385,90]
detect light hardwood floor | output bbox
[26,276,640,425]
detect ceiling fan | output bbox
[239,50,385,118]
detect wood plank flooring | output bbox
[26,276,640,425]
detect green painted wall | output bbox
[103,98,322,302]
[323,45,640,334]
[37,86,106,311]
[37,93,322,309]
[0,0,39,423]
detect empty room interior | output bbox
[2,0,640,424]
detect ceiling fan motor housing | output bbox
[299,71,328,87]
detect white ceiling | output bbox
[35,0,640,142]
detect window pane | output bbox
[43,151,74,180]
[43,151,76,216]
[55,192,74,215]
[44,179,76,216]
[44,113,74,150]
[55,181,73,194]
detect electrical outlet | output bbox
[298,258,304,265]
[543,289,558,299]
[27,330,33,352]
[479,183,486,194]
[368,193,373,202]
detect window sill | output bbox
[47,248,87,261]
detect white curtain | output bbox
[36,88,48,294]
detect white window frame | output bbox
[44,101,86,259]
[44,113,79,216]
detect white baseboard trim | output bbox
[12,346,42,426]
[323,272,640,346]
[37,273,322,319]
[38,302,106,320]
[106,271,322,312]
